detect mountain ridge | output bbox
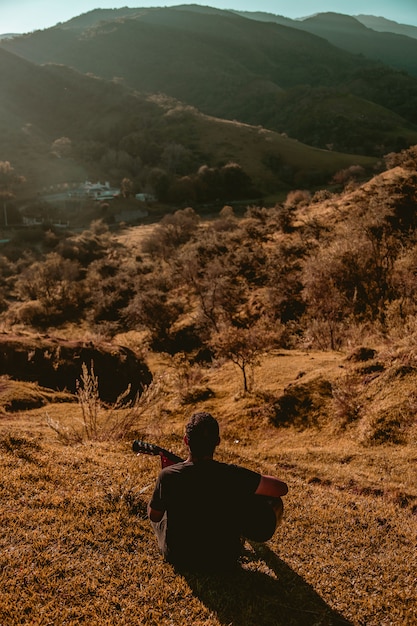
[234,9,417,77]
[2,6,417,158]
[356,14,417,38]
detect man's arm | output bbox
[147,504,165,522]
[255,475,288,498]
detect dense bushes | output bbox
[1,147,417,356]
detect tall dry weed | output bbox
[331,372,363,429]
[168,353,214,403]
[47,361,165,442]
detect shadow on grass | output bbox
[181,543,353,626]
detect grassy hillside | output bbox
[0,47,378,199]
[149,98,377,193]
[1,145,416,336]
[2,7,417,156]
[0,347,416,625]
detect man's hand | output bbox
[255,475,288,498]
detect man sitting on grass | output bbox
[148,411,288,572]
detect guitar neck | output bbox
[132,440,183,466]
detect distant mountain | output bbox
[356,15,417,39]
[298,12,417,78]
[2,6,417,157]
[0,34,18,40]
[58,7,145,31]
[231,9,300,28]
[235,10,417,77]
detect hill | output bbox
[2,7,417,157]
[0,46,377,202]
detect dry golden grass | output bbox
[115,224,160,252]
[185,110,376,196]
[297,166,412,227]
[1,349,416,625]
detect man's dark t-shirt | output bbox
[149,459,261,571]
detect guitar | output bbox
[132,439,183,468]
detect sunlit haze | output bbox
[1,0,417,34]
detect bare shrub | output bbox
[270,377,333,429]
[4,300,46,326]
[273,203,296,233]
[311,189,333,203]
[384,145,417,170]
[168,353,214,404]
[361,409,409,445]
[284,189,311,208]
[15,252,85,324]
[332,165,365,186]
[124,282,184,351]
[47,362,164,443]
[219,205,235,219]
[301,230,394,347]
[331,373,363,429]
[141,207,199,259]
[301,318,347,351]
[211,205,238,232]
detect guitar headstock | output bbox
[132,440,183,467]
[132,440,162,456]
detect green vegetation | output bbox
[2,6,417,163]
[0,45,380,205]
[236,10,417,78]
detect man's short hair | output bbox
[186,412,219,457]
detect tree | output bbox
[120,177,134,198]
[0,161,25,227]
[85,254,137,332]
[160,142,194,175]
[51,137,72,158]
[209,320,274,393]
[124,278,184,352]
[141,207,199,260]
[16,253,84,323]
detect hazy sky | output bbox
[2,0,417,34]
